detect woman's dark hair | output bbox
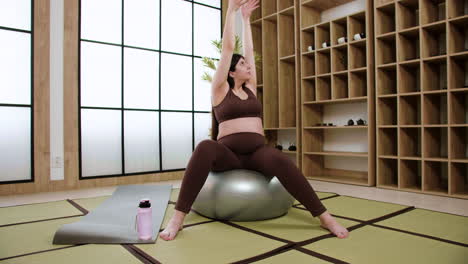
[211,53,246,140]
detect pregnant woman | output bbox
[160,0,349,241]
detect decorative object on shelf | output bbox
[337,36,347,44]
[347,119,354,126]
[328,123,334,126]
[322,41,330,48]
[356,118,366,125]
[307,45,314,52]
[353,33,365,41]
[288,143,297,151]
[275,145,283,150]
[316,123,322,126]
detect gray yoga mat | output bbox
[53,184,172,244]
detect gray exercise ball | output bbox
[192,169,295,221]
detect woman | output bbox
[160,0,349,241]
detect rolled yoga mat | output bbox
[53,184,172,245]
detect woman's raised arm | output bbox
[240,0,259,93]
[211,0,248,92]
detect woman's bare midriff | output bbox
[217,117,264,140]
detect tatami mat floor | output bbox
[1,180,468,263]
[1,180,467,217]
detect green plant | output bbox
[201,35,262,83]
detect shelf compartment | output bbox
[377,65,397,95]
[423,161,449,194]
[397,0,420,30]
[421,0,446,25]
[278,0,294,12]
[400,159,422,190]
[262,19,279,128]
[316,49,331,74]
[332,73,348,99]
[331,17,347,46]
[302,104,322,127]
[348,11,366,42]
[279,60,296,128]
[448,16,468,54]
[302,26,315,53]
[349,70,367,98]
[450,162,468,196]
[450,127,468,160]
[379,128,398,156]
[316,22,331,49]
[316,75,332,101]
[376,34,397,65]
[302,53,315,77]
[252,22,263,85]
[447,0,468,19]
[379,158,398,188]
[423,93,448,124]
[399,62,421,93]
[423,127,448,158]
[376,2,396,35]
[262,0,277,17]
[278,13,295,57]
[378,97,398,125]
[450,90,468,124]
[332,46,348,72]
[400,127,422,157]
[349,41,367,69]
[422,58,447,91]
[400,95,421,125]
[302,128,323,153]
[421,22,447,57]
[300,4,320,29]
[449,54,468,89]
[302,78,316,102]
[398,28,421,61]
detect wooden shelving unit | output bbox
[251,0,302,167]
[375,0,468,199]
[300,0,376,186]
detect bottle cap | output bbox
[139,199,151,208]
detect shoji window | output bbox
[79,0,220,178]
[0,0,33,183]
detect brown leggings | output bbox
[174,132,327,217]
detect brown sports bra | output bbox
[212,86,263,123]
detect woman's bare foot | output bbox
[159,210,186,241]
[318,211,349,239]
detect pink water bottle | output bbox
[137,198,153,240]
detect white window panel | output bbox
[0,30,31,105]
[0,107,31,182]
[194,58,213,111]
[81,0,122,44]
[161,53,192,110]
[124,0,159,50]
[194,4,221,58]
[161,0,192,55]
[194,0,221,8]
[124,48,159,109]
[124,111,160,173]
[161,112,192,170]
[81,109,122,177]
[0,0,31,31]
[80,42,122,108]
[194,112,211,147]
